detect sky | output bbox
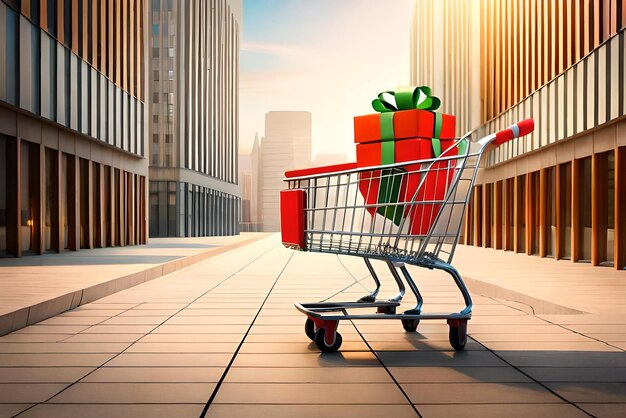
[240,0,415,159]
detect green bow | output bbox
[371,86,441,113]
[371,86,443,159]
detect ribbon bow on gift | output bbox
[370,86,445,157]
[372,85,441,113]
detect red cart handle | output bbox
[494,119,534,145]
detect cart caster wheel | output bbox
[304,318,316,341]
[401,319,420,332]
[313,328,343,353]
[448,320,468,351]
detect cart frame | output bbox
[281,120,534,352]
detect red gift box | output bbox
[354,109,456,144]
[353,108,457,235]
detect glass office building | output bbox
[0,0,148,257]
[412,0,626,269]
[148,0,241,237]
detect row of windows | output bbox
[6,0,145,101]
[465,149,623,268]
[0,134,146,257]
[149,180,240,238]
[0,4,144,157]
[481,30,626,167]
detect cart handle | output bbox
[493,119,534,145]
[477,119,534,148]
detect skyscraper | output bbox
[0,0,148,257]
[412,0,626,269]
[148,0,241,237]
[259,111,312,232]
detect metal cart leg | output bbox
[432,260,472,315]
[385,260,406,303]
[358,258,381,303]
[398,264,424,314]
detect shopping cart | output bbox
[280,119,534,352]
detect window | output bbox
[2,4,20,105]
[153,92,159,103]
[47,0,58,37]
[30,0,40,24]
[168,70,174,80]
[55,44,66,124]
[152,133,159,143]
[20,17,41,115]
[153,70,159,81]
[152,47,159,58]
[64,0,71,47]
[40,31,57,120]
[168,47,174,57]
[153,114,158,123]
[153,24,159,35]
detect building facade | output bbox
[412,0,626,269]
[148,0,241,238]
[0,0,148,257]
[259,111,312,232]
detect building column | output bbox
[522,173,538,255]
[128,173,135,246]
[571,159,580,263]
[591,152,607,266]
[30,143,43,255]
[473,185,482,247]
[6,137,21,257]
[119,171,125,246]
[56,150,63,252]
[494,180,503,250]
[504,178,513,251]
[539,168,547,257]
[615,146,626,270]
[513,176,521,253]
[482,183,491,248]
[68,155,80,251]
[555,164,562,260]
[86,160,94,249]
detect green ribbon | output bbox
[376,168,405,226]
[371,86,444,158]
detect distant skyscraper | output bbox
[239,133,261,232]
[259,111,312,232]
[149,0,242,237]
[0,0,148,257]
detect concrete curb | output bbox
[464,275,586,315]
[0,234,271,336]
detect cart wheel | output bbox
[401,319,420,332]
[313,328,343,353]
[304,318,316,341]
[448,321,468,351]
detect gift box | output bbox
[354,86,459,235]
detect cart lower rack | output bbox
[280,119,534,352]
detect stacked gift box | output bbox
[353,86,458,235]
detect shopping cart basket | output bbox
[280,119,534,352]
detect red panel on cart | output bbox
[280,189,307,250]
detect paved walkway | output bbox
[0,235,624,417]
[0,234,268,335]
[453,245,626,314]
